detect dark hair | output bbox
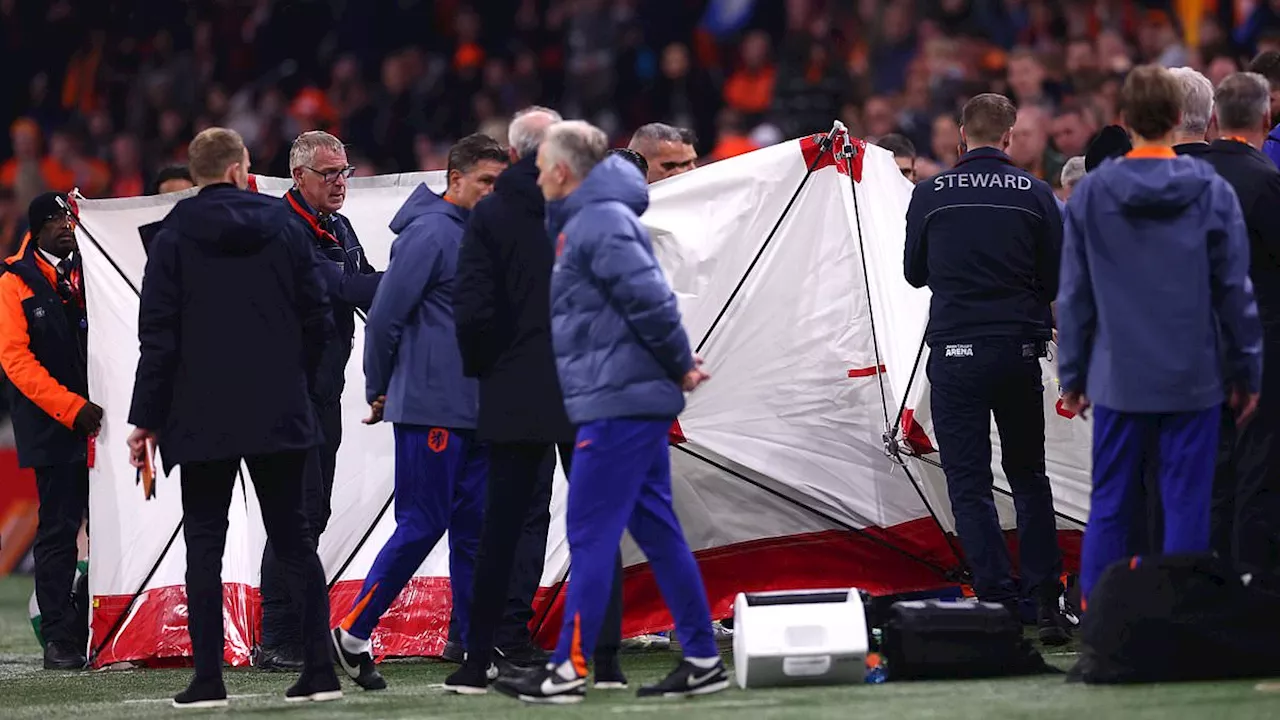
[606,147,649,176]
[960,93,1018,145]
[447,133,507,176]
[875,133,916,159]
[151,165,193,194]
[1119,64,1182,141]
[1249,50,1280,88]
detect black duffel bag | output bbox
[1071,553,1280,684]
[882,600,1058,680]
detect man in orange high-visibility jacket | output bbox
[0,192,103,671]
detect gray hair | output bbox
[628,122,685,153]
[1214,72,1272,132]
[1061,156,1086,188]
[508,106,563,159]
[289,130,345,172]
[1170,67,1214,137]
[544,120,609,180]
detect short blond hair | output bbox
[188,128,246,185]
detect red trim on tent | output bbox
[847,365,887,378]
[1055,398,1078,420]
[89,522,1081,666]
[900,408,938,455]
[668,419,686,445]
[799,133,866,182]
[246,174,259,193]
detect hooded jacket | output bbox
[548,155,694,424]
[365,184,476,429]
[283,188,381,407]
[1056,149,1263,414]
[128,184,335,471]
[453,154,575,443]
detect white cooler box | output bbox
[731,588,869,689]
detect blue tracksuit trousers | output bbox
[551,418,717,671]
[1082,405,1219,600]
[341,424,487,641]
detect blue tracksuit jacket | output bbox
[364,185,477,429]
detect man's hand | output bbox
[364,395,386,425]
[127,427,156,469]
[1231,386,1260,428]
[682,356,710,392]
[1061,390,1090,419]
[73,402,104,436]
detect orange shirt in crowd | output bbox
[723,66,777,115]
[0,158,77,193]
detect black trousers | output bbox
[1213,394,1280,570]
[260,401,341,651]
[462,441,623,669]
[182,451,331,681]
[33,460,89,648]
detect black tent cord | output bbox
[694,127,839,355]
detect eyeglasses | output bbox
[304,165,356,184]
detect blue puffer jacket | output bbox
[364,184,477,429]
[548,156,695,424]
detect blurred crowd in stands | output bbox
[3,0,1280,254]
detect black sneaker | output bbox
[1037,600,1073,647]
[43,641,87,671]
[593,654,628,689]
[493,663,586,705]
[495,642,549,667]
[285,670,344,703]
[330,628,387,690]
[252,644,303,672]
[637,659,730,698]
[441,640,466,664]
[443,661,501,695]
[172,676,229,709]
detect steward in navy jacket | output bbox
[904,147,1063,345]
[453,154,574,444]
[129,184,335,473]
[284,188,381,406]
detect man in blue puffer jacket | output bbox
[493,121,727,705]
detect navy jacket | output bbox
[548,156,694,424]
[365,185,477,429]
[453,155,575,443]
[128,184,335,472]
[904,147,1062,345]
[1057,151,1263,414]
[283,189,381,407]
[1196,139,1280,330]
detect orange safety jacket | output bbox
[0,233,90,468]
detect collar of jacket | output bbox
[285,187,339,245]
[954,146,1014,168]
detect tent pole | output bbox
[326,490,393,588]
[694,122,843,355]
[838,145,972,581]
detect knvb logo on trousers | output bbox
[944,344,973,358]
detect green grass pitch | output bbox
[0,576,1277,718]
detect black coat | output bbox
[1197,139,1280,330]
[453,155,574,444]
[128,184,335,472]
